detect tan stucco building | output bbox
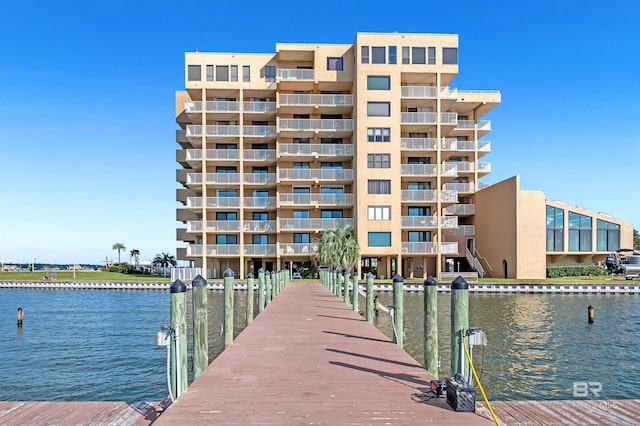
[175,32,633,280]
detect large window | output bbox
[368,180,391,194]
[253,235,268,245]
[367,153,390,168]
[187,65,201,81]
[569,212,592,252]
[327,57,344,71]
[597,219,620,251]
[412,47,426,64]
[367,127,390,142]
[442,47,458,65]
[408,231,431,242]
[371,46,386,64]
[368,206,390,220]
[546,206,564,251]
[321,209,343,218]
[361,46,369,64]
[367,75,390,90]
[368,232,391,247]
[216,65,229,81]
[264,65,276,82]
[367,101,390,116]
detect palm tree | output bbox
[153,252,177,277]
[130,249,140,268]
[112,243,126,264]
[316,224,360,273]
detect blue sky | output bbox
[1,0,638,264]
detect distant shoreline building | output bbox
[175,32,633,280]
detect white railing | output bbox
[401,86,438,98]
[244,244,277,255]
[278,94,353,106]
[440,190,458,202]
[441,216,459,228]
[186,221,203,232]
[444,183,475,193]
[401,216,439,227]
[478,182,491,190]
[243,173,276,184]
[400,138,437,151]
[478,141,491,152]
[278,118,353,131]
[281,243,319,255]
[401,164,438,176]
[446,161,474,172]
[184,101,202,112]
[446,225,475,236]
[243,197,277,209]
[440,242,459,254]
[440,112,458,124]
[401,112,437,124]
[402,242,438,254]
[187,197,241,208]
[441,163,458,176]
[243,125,276,137]
[202,220,241,232]
[278,193,354,205]
[204,173,240,184]
[277,68,315,81]
[279,169,354,180]
[278,144,354,156]
[206,245,241,256]
[186,173,202,184]
[279,218,355,230]
[440,87,458,99]
[466,246,486,277]
[445,204,475,215]
[400,190,438,202]
[204,149,240,160]
[186,245,203,256]
[243,149,276,161]
[243,220,276,232]
[457,90,501,94]
[184,149,202,160]
[456,120,475,129]
[243,101,276,113]
[206,101,240,112]
[478,163,491,173]
[478,120,491,130]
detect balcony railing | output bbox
[446,225,476,236]
[243,149,276,161]
[400,164,438,176]
[186,125,240,137]
[278,144,354,156]
[205,173,240,184]
[401,216,439,228]
[400,138,437,151]
[278,119,353,132]
[478,120,491,130]
[277,68,315,81]
[456,120,475,129]
[243,197,277,209]
[243,125,276,137]
[401,112,457,125]
[444,183,475,193]
[205,245,241,256]
[186,244,202,256]
[278,94,353,106]
[401,86,438,98]
[401,242,458,254]
[205,149,240,160]
[243,101,276,113]
[187,220,241,232]
[444,204,475,215]
[244,244,277,255]
[400,190,458,203]
[282,243,319,255]
[207,101,240,112]
[243,173,276,184]
[279,193,354,206]
[243,220,276,232]
[279,169,353,181]
[279,218,355,230]
[187,197,240,208]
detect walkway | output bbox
[155,281,493,425]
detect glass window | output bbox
[368,180,391,194]
[361,46,369,64]
[368,232,391,247]
[428,47,436,65]
[371,46,386,64]
[546,205,564,251]
[597,219,620,251]
[367,75,390,90]
[367,153,391,168]
[216,212,237,220]
[402,46,410,64]
[253,235,268,245]
[408,231,431,242]
[293,210,310,218]
[216,65,229,81]
[568,212,592,252]
[412,47,426,64]
[368,206,390,220]
[216,234,237,244]
[253,212,267,220]
[327,57,344,71]
[367,101,390,116]
[443,48,458,65]
[243,65,250,82]
[230,65,238,82]
[206,65,214,81]
[187,65,201,81]
[321,209,343,218]
[367,127,391,142]
[294,233,310,243]
[264,65,276,82]
[388,46,397,64]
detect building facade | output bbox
[175,32,632,280]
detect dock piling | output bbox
[246,273,254,325]
[343,271,350,305]
[423,276,438,378]
[451,276,469,380]
[223,269,235,348]
[366,272,374,322]
[191,275,208,379]
[258,268,265,313]
[352,274,359,313]
[170,279,188,397]
[392,274,404,348]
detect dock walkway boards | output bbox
[155,281,493,425]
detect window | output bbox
[265,65,276,82]
[367,75,390,90]
[216,235,237,244]
[321,162,342,169]
[412,47,426,64]
[367,153,391,168]
[367,127,390,142]
[428,47,436,65]
[368,179,391,194]
[546,206,564,251]
[253,235,268,245]
[187,65,201,81]
[230,65,238,82]
[243,65,250,82]
[293,162,310,169]
[206,65,214,81]
[367,101,390,116]
[320,137,342,144]
[217,189,237,197]
[372,46,386,64]
[327,57,344,71]
[293,210,310,218]
[408,207,430,216]
[361,46,369,64]
[368,206,390,220]
[216,212,237,220]
[216,166,237,173]
[408,231,431,242]
[597,220,620,251]
[253,212,268,220]
[443,47,458,65]
[569,212,592,252]
[321,209,343,218]
[368,232,391,247]
[294,233,310,243]
[402,46,410,64]
[388,46,397,64]
[216,65,229,81]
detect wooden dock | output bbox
[154,281,493,425]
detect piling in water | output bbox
[191,275,208,379]
[223,269,235,348]
[423,276,438,378]
[451,276,469,381]
[392,274,404,348]
[366,272,374,322]
[258,268,265,314]
[352,274,359,313]
[343,271,350,305]
[170,279,188,397]
[246,273,254,325]
[588,305,594,324]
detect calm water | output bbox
[2,288,639,401]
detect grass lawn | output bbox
[0,271,171,282]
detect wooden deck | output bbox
[154,281,493,425]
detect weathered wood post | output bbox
[451,276,469,380]
[170,279,188,397]
[265,271,271,306]
[223,268,235,348]
[424,275,438,378]
[272,271,278,300]
[191,274,208,380]
[329,270,334,293]
[392,274,404,348]
[336,271,343,299]
[366,272,375,323]
[258,268,265,313]
[246,273,254,325]
[352,273,359,313]
[343,271,350,304]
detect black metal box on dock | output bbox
[446,377,476,412]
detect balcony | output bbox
[401,216,458,228]
[444,204,475,215]
[243,197,277,209]
[186,125,240,137]
[243,149,276,161]
[279,169,353,182]
[243,173,277,185]
[278,94,353,107]
[400,138,437,151]
[281,243,319,255]
[277,68,315,81]
[278,118,353,132]
[443,183,475,193]
[200,149,240,161]
[243,125,276,137]
[186,220,241,232]
[400,190,458,203]
[244,244,277,256]
[278,144,354,158]
[205,173,241,185]
[400,164,438,177]
[185,101,240,113]
[279,218,355,231]
[243,101,276,113]
[454,120,492,132]
[186,197,240,208]
[242,220,276,232]
[401,86,438,98]
[279,193,354,206]
[205,245,241,256]
[401,112,457,125]
[445,225,476,236]
[401,242,458,254]
[443,162,491,174]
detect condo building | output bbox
[175,32,633,280]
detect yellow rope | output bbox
[463,335,501,426]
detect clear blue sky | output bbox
[1,0,638,265]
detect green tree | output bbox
[315,224,360,273]
[129,249,140,267]
[112,243,126,264]
[153,252,177,277]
